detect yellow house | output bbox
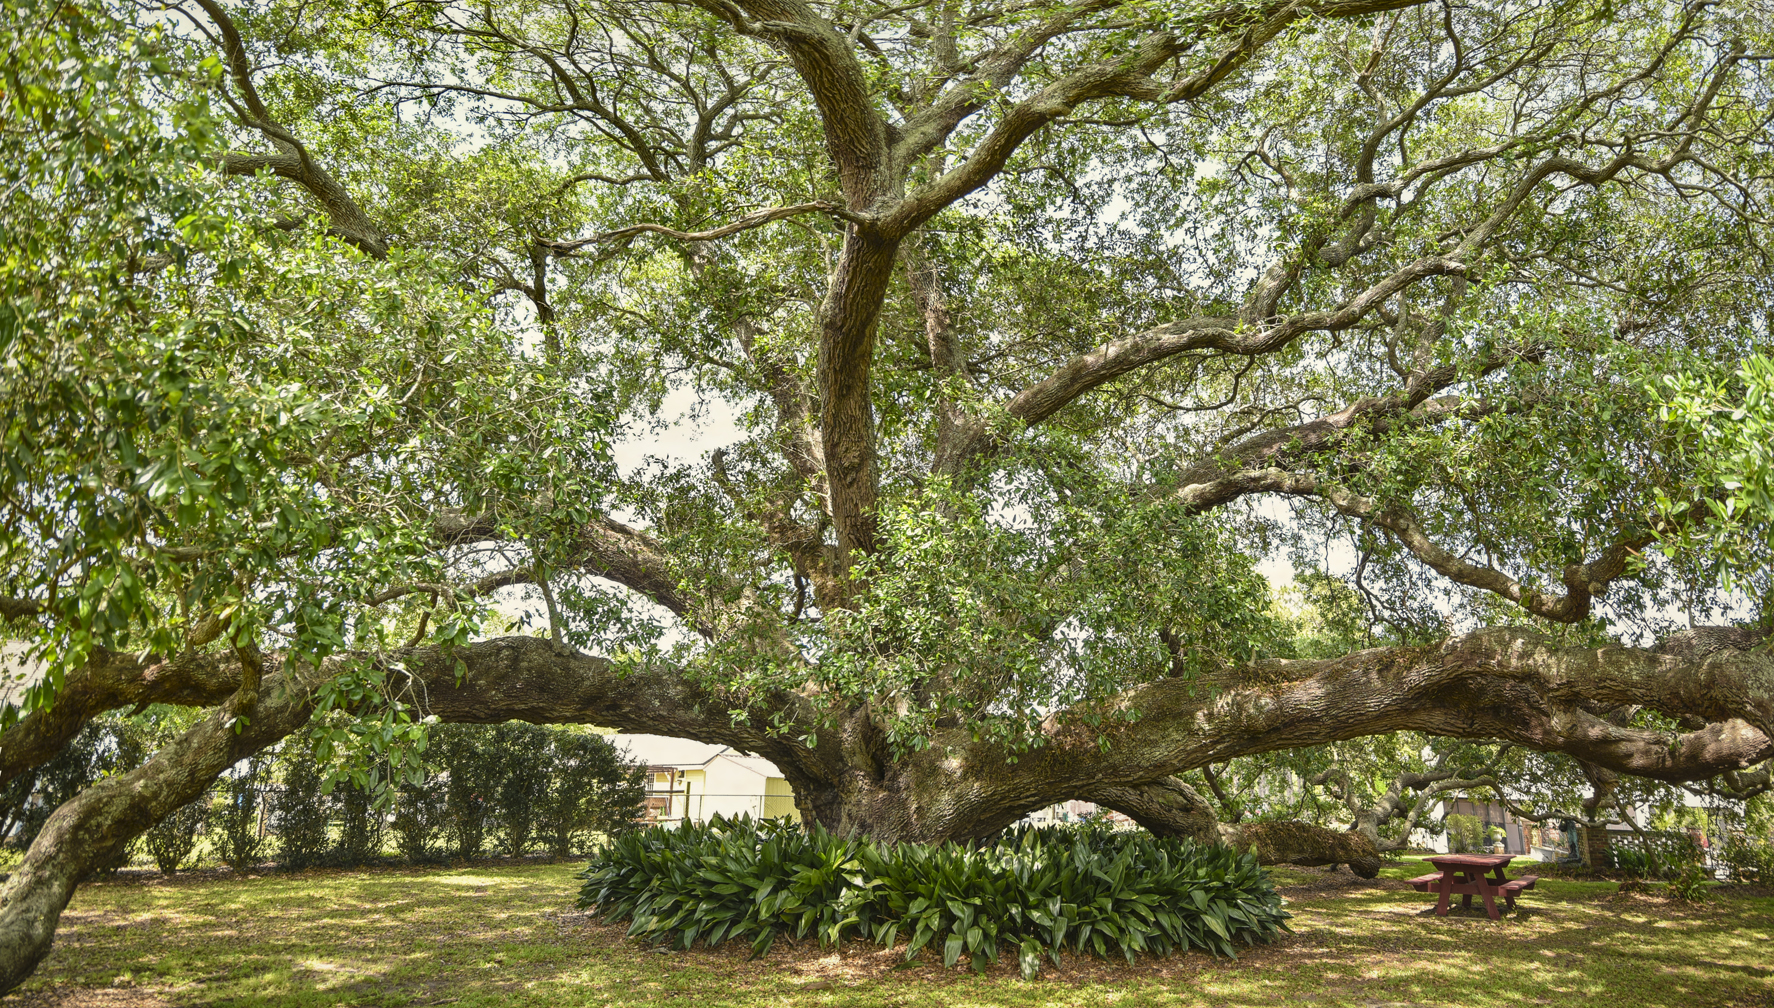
[607,733,801,825]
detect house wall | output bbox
[678,759,800,822]
[636,752,803,825]
[763,777,800,821]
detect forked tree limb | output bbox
[0,662,321,994]
[189,0,389,256]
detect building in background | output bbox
[1023,800,1103,826]
[607,734,800,825]
[1416,795,1650,861]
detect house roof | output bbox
[605,733,729,769]
[605,733,785,777]
[718,753,786,778]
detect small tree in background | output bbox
[143,799,207,874]
[391,775,446,863]
[433,725,498,859]
[2,717,147,857]
[1445,814,1484,854]
[214,755,271,872]
[492,723,551,857]
[539,732,645,856]
[272,741,333,870]
[334,769,386,866]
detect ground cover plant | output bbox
[577,816,1288,976]
[5,858,1772,1007]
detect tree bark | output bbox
[1085,776,1384,877]
[0,664,319,994]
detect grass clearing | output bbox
[3,857,1771,1007]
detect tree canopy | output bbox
[3,0,1774,991]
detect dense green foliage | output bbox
[1655,354,1774,610]
[272,722,645,867]
[270,740,334,870]
[0,0,618,795]
[5,0,1770,772]
[0,716,145,857]
[141,800,205,874]
[1597,830,1706,881]
[0,719,644,871]
[213,754,270,871]
[388,723,646,864]
[578,816,1289,978]
[1717,832,1774,884]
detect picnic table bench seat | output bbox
[1498,875,1539,909]
[1407,871,1537,895]
[1408,872,1445,892]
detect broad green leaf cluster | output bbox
[1654,353,1774,614]
[1,2,618,796]
[577,814,1289,977]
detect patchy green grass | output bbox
[4,856,1771,1007]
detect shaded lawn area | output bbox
[3,857,1771,1008]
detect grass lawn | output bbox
[3,857,1771,1007]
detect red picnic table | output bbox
[1407,853,1538,921]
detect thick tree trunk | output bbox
[1084,776,1384,877]
[0,668,316,994]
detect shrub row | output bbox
[6,720,644,872]
[1717,832,1774,883]
[1599,829,1706,879]
[376,723,645,865]
[0,716,146,875]
[577,815,1290,978]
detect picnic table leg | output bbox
[1434,878,1452,916]
[1481,885,1500,920]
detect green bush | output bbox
[1603,830,1704,879]
[577,816,1290,978]
[1,716,147,854]
[214,755,271,872]
[372,724,642,864]
[143,798,206,874]
[492,723,551,857]
[334,772,385,866]
[1444,814,1484,853]
[1665,859,1711,902]
[1716,832,1772,883]
[271,742,334,870]
[1602,845,1652,876]
[538,731,646,856]
[391,777,447,863]
[433,725,498,859]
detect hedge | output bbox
[577,815,1291,978]
[4,719,645,873]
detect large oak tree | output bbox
[4,0,1774,991]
